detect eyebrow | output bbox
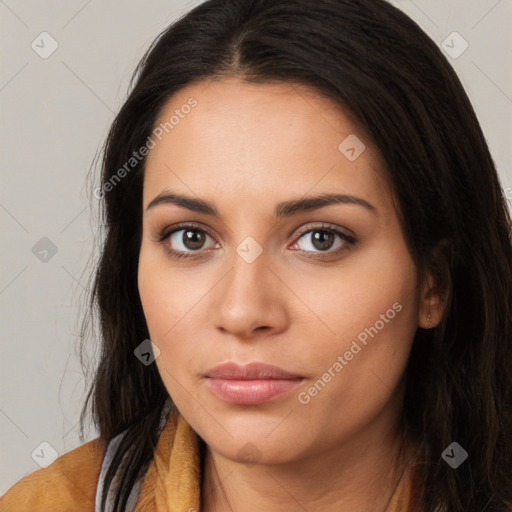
[145,191,378,218]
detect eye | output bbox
[157,223,218,259]
[290,223,356,258]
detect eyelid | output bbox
[155,221,210,243]
[292,222,356,242]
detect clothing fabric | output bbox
[1,402,425,511]
[94,400,175,511]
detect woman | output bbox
[2,0,511,510]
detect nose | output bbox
[213,248,289,340]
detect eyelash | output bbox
[156,222,357,260]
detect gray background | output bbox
[1,0,511,494]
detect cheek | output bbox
[138,242,195,339]
[289,237,418,352]
[137,244,210,392]
[289,235,419,404]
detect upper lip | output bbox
[204,362,303,380]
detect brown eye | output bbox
[292,225,355,256]
[309,230,336,251]
[158,224,218,258]
[178,228,207,250]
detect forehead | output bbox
[142,77,390,210]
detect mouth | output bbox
[204,361,305,405]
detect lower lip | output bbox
[205,378,304,405]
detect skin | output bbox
[137,77,444,511]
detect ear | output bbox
[417,239,452,329]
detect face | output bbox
[138,78,425,466]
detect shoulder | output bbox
[0,437,105,512]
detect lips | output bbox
[205,361,302,380]
[204,362,304,405]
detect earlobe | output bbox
[418,296,441,329]
[418,272,445,329]
[418,239,452,329]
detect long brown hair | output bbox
[78,0,512,509]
